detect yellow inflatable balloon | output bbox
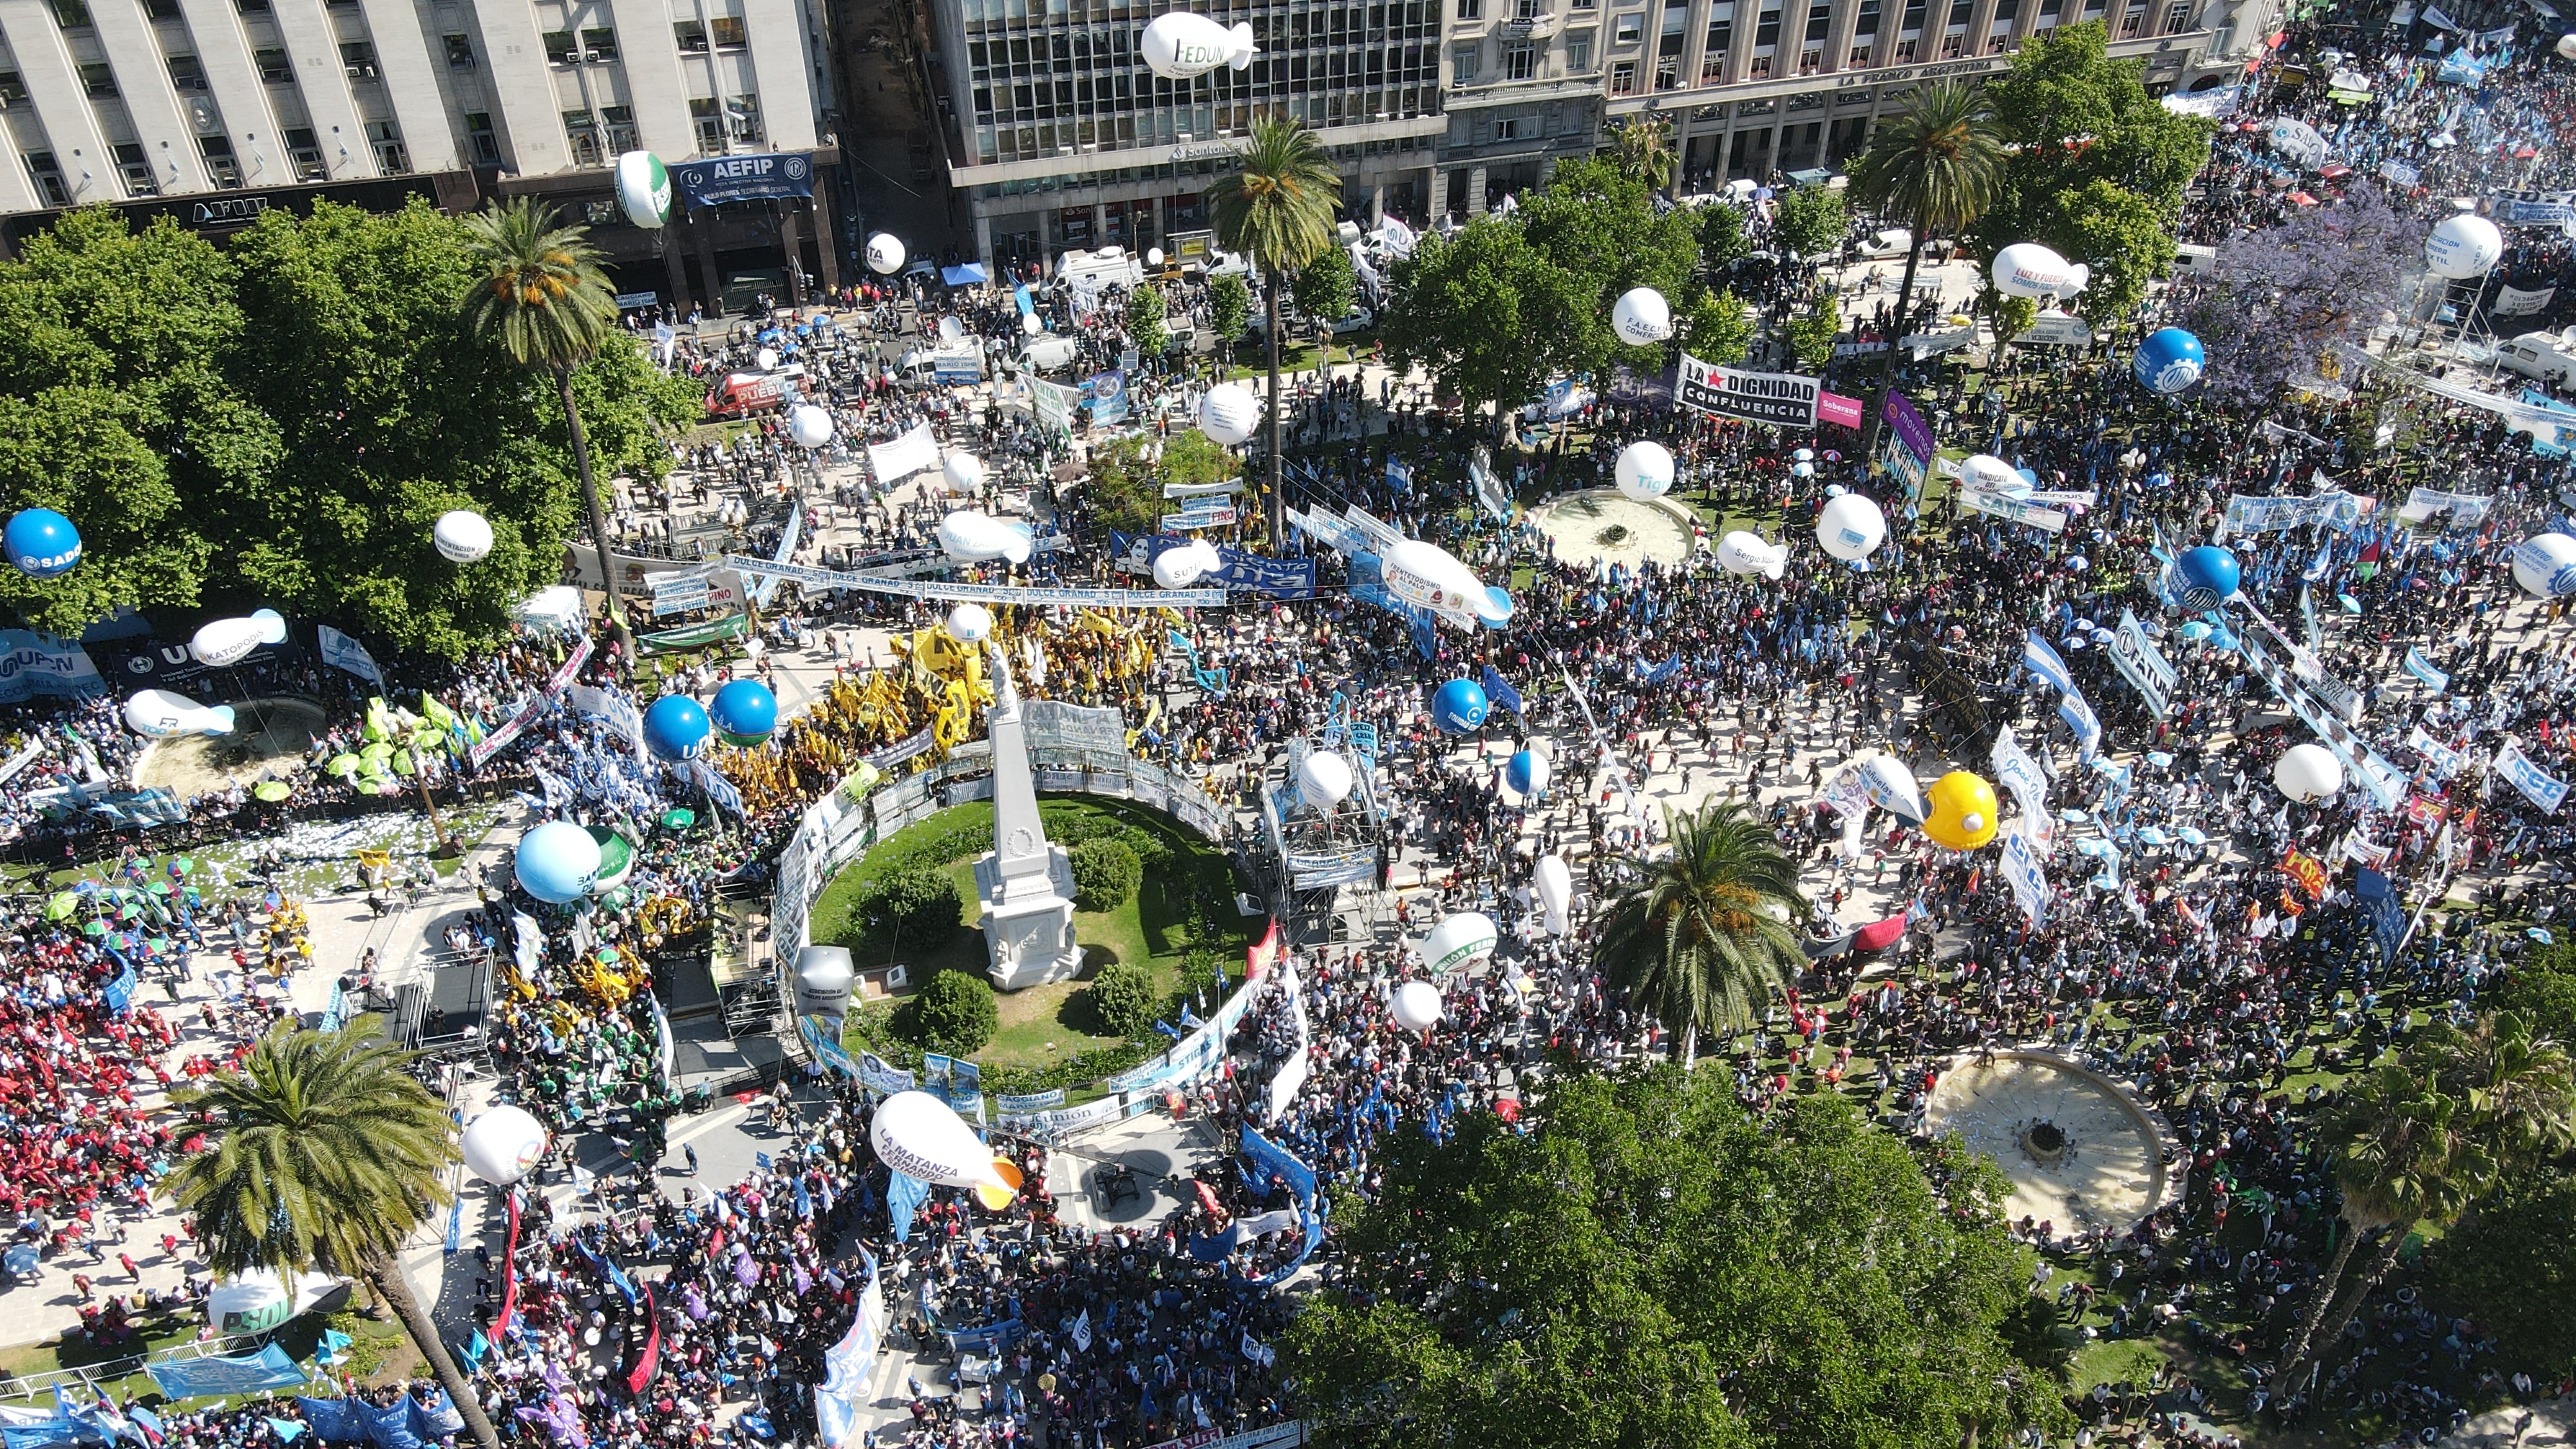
[1923,770,2000,850]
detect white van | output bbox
[1053,246,1144,290]
[2498,330,2576,388]
[1019,334,1081,373]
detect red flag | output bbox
[493,1191,524,1338]
[624,1283,661,1394]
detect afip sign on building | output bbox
[671,152,816,208]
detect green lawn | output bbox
[811,795,1259,1073]
[0,1307,417,1409]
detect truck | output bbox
[704,365,806,417]
[2497,329,2576,388]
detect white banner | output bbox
[1675,357,1821,427]
[1264,960,1311,1126]
[1959,489,2069,533]
[315,625,384,687]
[866,422,942,483]
[2493,738,2571,815]
[1989,727,2054,843]
[2000,831,2051,926]
[718,554,1227,609]
[2496,284,2557,316]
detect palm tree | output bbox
[460,197,633,670]
[1846,80,2006,457]
[163,1022,498,1449]
[1593,801,1808,1065]
[1609,117,1678,192]
[1208,115,1342,542]
[2275,1013,2576,1388]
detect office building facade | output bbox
[0,0,846,308]
[924,0,1605,276]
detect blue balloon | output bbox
[2174,545,2242,611]
[1432,679,1490,735]
[515,820,602,904]
[5,508,82,578]
[710,679,778,746]
[643,694,712,762]
[2133,328,2205,395]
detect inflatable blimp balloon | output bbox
[125,689,234,738]
[2423,213,2504,279]
[206,1267,343,1336]
[1534,853,1572,935]
[190,609,288,668]
[433,509,493,564]
[2274,742,2343,802]
[1153,538,1224,589]
[1420,911,1499,978]
[1816,493,1886,562]
[1298,750,1354,810]
[2134,328,2205,395]
[1991,242,2090,299]
[1139,12,1258,79]
[945,603,993,643]
[871,1090,1015,1191]
[6,507,82,578]
[938,511,1033,565]
[459,1104,551,1186]
[1381,538,1492,620]
[1505,748,1549,796]
[1716,531,1788,579]
[788,404,836,449]
[2510,533,2576,598]
[644,694,712,761]
[1611,286,1672,346]
[866,233,906,276]
[612,151,672,229]
[1198,383,1262,446]
[1614,440,1675,502]
[1922,771,1999,851]
[1432,677,1490,734]
[1388,980,1443,1033]
[515,820,602,904]
[1958,455,2028,497]
[1857,754,1928,824]
[2173,544,2242,609]
[944,451,987,492]
[710,679,778,748]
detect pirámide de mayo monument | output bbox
[974,647,1084,990]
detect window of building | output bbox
[1613,12,1640,41]
[2119,3,2141,32]
[114,142,155,195]
[460,113,498,163]
[287,125,326,177]
[727,92,760,142]
[1653,55,1676,86]
[368,117,404,172]
[602,103,637,150]
[1799,45,1820,69]
[1754,5,1779,43]
[674,19,708,52]
[1805,6,1829,38]
[1939,30,1961,53]
[563,108,601,164]
[1849,39,1872,61]
[1515,0,1539,18]
[581,27,617,60]
[443,33,474,66]
[690,95,726,153]
[79,61,117,97]
[1504,41,1534,76]
[709,15,746,46]
[341,41,377,77]
[2161,0,2188,30]
[1452,43,1477,78]
[254,47,292,82]
[1571,0,1593,10]
[1609,57,1636,89]
[168,54,209,90]
[50,0,90,28]
[235,0,269,14]
[1566,31,1591,66]
[1747,51,1770,73]
[1494,115,1522,138]
[142,0,181,19]
[1893,34,1917,56]
[26,151,69,207]
[0,72,24,106]
[199,134,242,187]
[544,30,579,64]
[1455,0,1481,18]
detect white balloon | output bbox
[1298,750,1354,809]
[434,509,493,563]
[612,151,670,229]
[190,609,288,667]
[2560,31,2576,59]
[1139,12,1258,79]
[1420,911,1499,978]
[1146,247,1166,267]
[943,451,987,492]
[206,1268,343,1335]
[788,404,835,450]
[870,1090,1010,1190]
[1611,286,1672,346]
[1022,312,1043,336]
[125,689,234,739]
[1388,980,1443,1033]
[1613,441,1676,502]
[2424,213,2505,279]
[2510,532,2576,598]
[1198,383,1262,446]
[866,233,906,276]
[1153,540,1220,588]
[938,510,1031,564]
[1857,754,1929,824]
[459,1104,551,1186]
[1990,242,2090,299]
[945,603,993,643]
[1958,455,2027,497]
[1716,531,1787,579]
[2274,742,2344,802]
[1381,538,1495,622]
[1815,493,1887,561]
[1534,854,1573,935]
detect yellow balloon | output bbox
[1923,770,2000,851]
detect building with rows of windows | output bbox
[0,0,848,310]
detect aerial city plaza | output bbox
[4,2,2576,1447]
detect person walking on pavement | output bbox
[684,1143,700,1177]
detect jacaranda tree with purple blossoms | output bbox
[2172,184,2425,406]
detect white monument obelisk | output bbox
[972,644,1083,990]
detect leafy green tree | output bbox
[1681,289,1756,365]
[1209,117,1341,540]
[2425,1166,2576,1383]
[1208,272,1253,366]
[2492,943,2576,1043]
[164,1022,500,1449]
[1848,80,2007,456]
[1083,959,1159,1037]
[1283,1072,2071,1449]
[1083,431,1237,540]
[459,198,634,668]
[1773,187,1848,260]
[862,866,965,945]
[1292,245,1358,336]
[1124,284,1170,359]
[1972,23,2212,328]
[1788,292,1842,370]
[1070,838,1142,913]
[1595,802,1807,1064]
[1382,220,1589,412]
[908,969,998,1055]
[1698,202,1751,278]
[1607,116,1677,190]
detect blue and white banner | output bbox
[1385,457,1412,494]
[2493,738,2570,815]
[0,629,104,705]
[813,1249,883,1449]
[718,554,1226,609]
[316,625,386,688]
[2402,647,2450,693]
[2057,690,2103,760]
[2105,609,2172,720]
[144,1345,308,1400]
[1086,370,1129,428]
[1479,665,1525,716]
[2021,631,2077,695]
[1989,727,2054,841]
[2217,491,2360,539]
[857,1051,915,1095]
[670,152,815,208]
[799,1015,862,1081]
[1999,832,2050,927]
[753,503,803,611]
[993,1088,1065,1113]
[2407,726,2465,777]
[2239,630,2406,810]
